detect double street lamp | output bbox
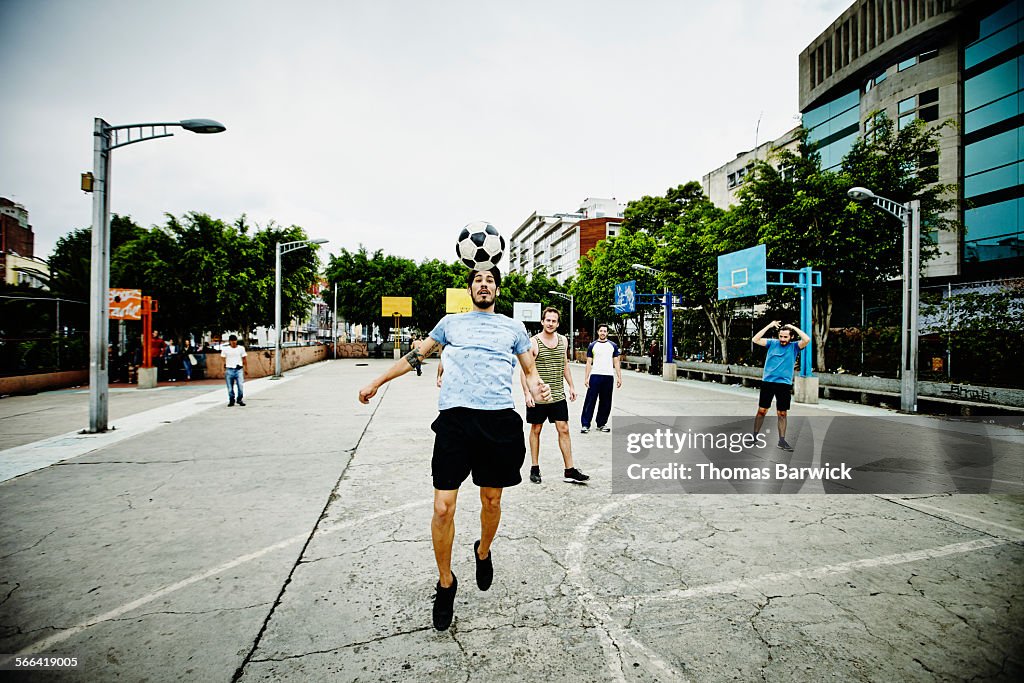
[274,238,328,378]
[547,290,574,361]
[86,118,226,433]
[848,186,921,413]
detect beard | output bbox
[471,290,495,308]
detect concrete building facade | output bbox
[508,197,625,283]
[703,127,803,208]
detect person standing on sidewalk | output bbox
[520,307,589,485]
[752,321,810,451]
[580,324,622,433]
[221,334,247,407]
[358,267,551,632]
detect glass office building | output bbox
[962,0,1024,264]
[797,0,1024,279]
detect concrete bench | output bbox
[621,355,651,372]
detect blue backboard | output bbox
[717,244,767,300]
[614,280,636,314]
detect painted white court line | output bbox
[17,499,432,656]
[0,375,293,483]
[623,537,1011,606]
[881,497,1024,539]
[566,494,689,683]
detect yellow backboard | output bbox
[445,288,473,313]
[381,296,412,317]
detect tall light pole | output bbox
[275,238,328,378]
[547,290,574,361]
[848,186,921,413]
[333,285,338,358]
[85,117,225,433]
[632,264,675,380]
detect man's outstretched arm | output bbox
[517,350,552,404]
[359,337,439,404]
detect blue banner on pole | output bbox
[614,280,636,314]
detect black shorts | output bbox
[430,408,526,490]
[525,399,569,424]
[758,381,793,411]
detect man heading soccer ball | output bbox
[358,267,550,631]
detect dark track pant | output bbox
[581,374,614,428]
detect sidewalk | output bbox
[1,359,1021,681]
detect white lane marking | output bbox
[17,499,431,655]
[882,497,1024,539]
[626,537,1011,605]
[566,494,690,683]
[0,375,293,483]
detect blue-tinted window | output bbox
[898,97,915,114]
[964,92,1020,132]
[965,198,1020,241]
[819,131,859,171]
[965,234,1024,262]
[965,59,1018,111]
[965,22,1021,69]
[899,113,916,129]
[964,127,1021,175]
[898,57,917,71]
[978,0,1023,41]
[964,162,1021,197]
[875,70,887,84]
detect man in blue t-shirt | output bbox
[358,267,551,631]
[752,320,810,451]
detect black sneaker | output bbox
[432,574,457,630]
[777,438,794,452]
[563,467,590,484]
[598,425,611,433]
[228,399,235,407]
[529,467,541,484]
[580,427,590,434]
[473,540,492,591]
[237,400,246,407]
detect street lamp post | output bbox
[632,264,675,381]
[275,238,328,378]
[547,290,574,362]
[86,117,225,433]
[333,285,338,358]
[848,186,921,413]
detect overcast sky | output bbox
[0,0,850,266]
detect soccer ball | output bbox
[456,221,505,270]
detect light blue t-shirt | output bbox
[429,311,532,410]
[762,339,801,384]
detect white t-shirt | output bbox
[221,345,247,369]
[587,339,620,376]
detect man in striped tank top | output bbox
[520,307,590,484]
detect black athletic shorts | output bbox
[758,381,793,411]
[525,399,569,424]
[430,407,526,490]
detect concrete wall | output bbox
[203,346,329,379]
[674,361,1024,408]
[0,370,89,396]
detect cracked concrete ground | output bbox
[0,359,1021,681]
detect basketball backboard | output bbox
[717,244,767,300]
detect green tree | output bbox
[570,229,657,350]
[737,118,957,370]
[653,183,753,362]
